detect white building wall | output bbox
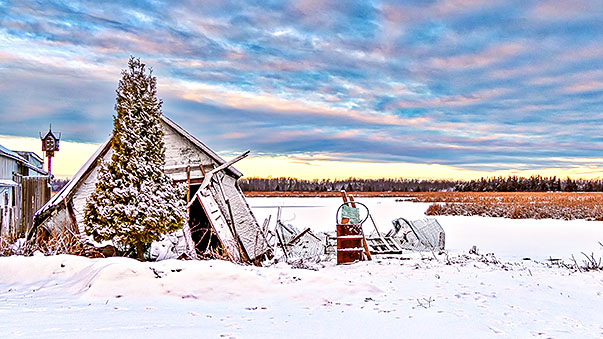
[71,148,114,235]
[0,157,18,182]
[162,123,217,180]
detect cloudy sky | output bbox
[1,1,602,179]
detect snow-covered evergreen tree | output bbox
[84,57,186,260]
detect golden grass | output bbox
[243,191,415,197]
[411,192,603,221]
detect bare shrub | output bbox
[0,229,102,257]
[0,233,35,256]
[572,242,603,271]
[579,252,603,271]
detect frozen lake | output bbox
[248,197,603,261]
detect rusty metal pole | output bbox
[186,166,191,204]
[47,153,52,176]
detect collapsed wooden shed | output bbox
[33,115,268,262]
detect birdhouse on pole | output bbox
[40,125,61,176]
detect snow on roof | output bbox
[0,144,28,163]
[21,161,49,175]
[15,151,44,164]
[0,179,19,187]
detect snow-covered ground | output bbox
[1,197,602,338]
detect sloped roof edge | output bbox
[0,179,19,187]
[22,161,49,176]
[15,151,44,164]
[0,144,28,163]
[160,115,243,178]
[35,138,112,218]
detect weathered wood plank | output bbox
[71,147,113,235]
[196,191,242,262]
[20,176,51,235]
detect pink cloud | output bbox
[379,3,423,24]
[331,129,364,139]
[530,0,598,21]
[488,63,550,80]
[428,43,524,70]
[170,77,433,128]
[398,88,511,108]
[260,129,322,144]
[0,51,19,63]
[434,0,503,16]
[381,0,503,23]
[560,43,603,63]
[220,132,249,139]
[563,80,603,94]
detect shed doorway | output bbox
[188,184,222,256]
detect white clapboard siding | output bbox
[163,123,216,169]
[71,148,113,235]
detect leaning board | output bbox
[196,191,243,262]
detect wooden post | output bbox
[47,155,52,176]
[186,165,191,205]
[340,191,350,224]
[348,195,357,208]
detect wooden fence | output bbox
[0,177,51,237]
[0,206,16,236]
[20,177,51,235]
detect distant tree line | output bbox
[240,177,459,192]
[239,176,603,192]
[54,175,603,193]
